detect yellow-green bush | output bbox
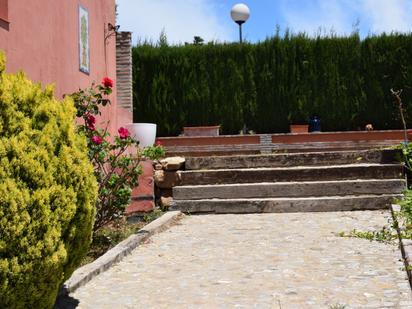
[0,53,98,309]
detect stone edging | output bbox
[60,211,183,295]
[391,204,412,288]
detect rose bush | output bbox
[71,80,144,231]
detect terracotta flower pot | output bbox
[183,125,221,137]
[289,124,309,134]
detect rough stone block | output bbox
[154,170,181,189]
[160,156,185,171]
[160,196,173,209]
[154,163,163,170]
[160,188,173,197]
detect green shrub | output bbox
[133,32,412,136]
[0,52,98,309]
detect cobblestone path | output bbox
[71,211,411,308]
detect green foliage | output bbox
[399,189,412,227]
[133,32,412,136]
[395,143,412,239]
[398,142,412,172]
[82,210,163,265]
[140,143,165,161]
[329,304,347,309]
[0,52,97,309]
[192,36,204,46]
[142,208,163,222]
[338,227,397,243]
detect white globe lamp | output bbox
[230,3,250,43]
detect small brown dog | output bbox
[365,124,374,131]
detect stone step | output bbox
[185,149,399,170]
[170,194,402,214]
[178,164,404,186]
[173,179,406,200]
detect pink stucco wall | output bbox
[0,0,132,133]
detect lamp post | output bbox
[230,3,250,43]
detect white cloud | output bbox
[280,0,354,36]
[363,0,412,34]
[280,0,412,37]
[116,0,234,45]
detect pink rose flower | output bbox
[91,135,103,145]
[118,127,130,139]
[155,140,162,146]
[102,77,114,88]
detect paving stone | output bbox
[70,211,411,308]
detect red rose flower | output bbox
[91,135,103,145]
[86,114,96,131]
[87,123,95,131]
[118,127,129,139]
[102,77,114,88]
[155,140,162,146]
[86,114,96,125]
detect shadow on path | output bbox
[54,294,79,309]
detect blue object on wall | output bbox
[309,115,321,132]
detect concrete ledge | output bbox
[172,195,400,214]
[60,211,183,295]
[179,164,403,186]
[185,149,400,170]
[174,180,406,200]
[391,204,412,289]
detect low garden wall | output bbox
[158,129,412,157]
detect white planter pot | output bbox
[126,123,157,148]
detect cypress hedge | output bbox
[132,33,412,136]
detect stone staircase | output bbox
[170,149,406,213]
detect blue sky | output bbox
[116,0,412,45]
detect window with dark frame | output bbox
[0,0,8,22]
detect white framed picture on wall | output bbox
[79,5,90,74]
